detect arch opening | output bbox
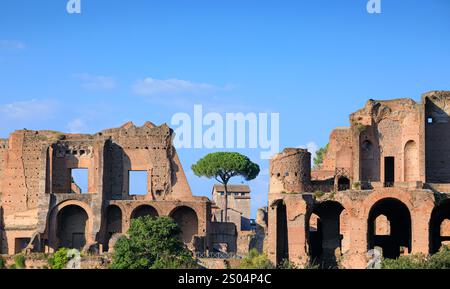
[368,198,411,259]
[360,139,380,182]
[274,200,289,265]
[429,200,450,254]
[308,201,344,268]
[131,205,158,219]
[105,205,122,251]
[57,205,88,250]
[404,140,418,182]
[170,206,199,243]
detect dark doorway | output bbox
[170,206,199,243]
[337,177,350,191]
[368,198,411,259]
[429,200,450,254]
[308,201,344,268]
[384,157,395,187]
[14,238,31,254]
[105,205,122,251]
[57,205,88,250]
[275,201,289,265]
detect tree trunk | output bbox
[224,182,228,223]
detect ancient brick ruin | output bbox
[0,121,212,255]
[2,90,450,270]
[267,91,450,268]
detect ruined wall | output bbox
[51,136,104,195]
[0,122,210,255]
[270,148,311,194]
[100,121,192,200]
[350,98,422,184]
[0,131,52,214]
[268,188,436,269]
[424,91,450,183]
[321,127,352,173]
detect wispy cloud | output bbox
[67,118,89,133]
[74,73,117,91]
[0,99,56,120]
[0,40,26,50]
[132,77,227,96]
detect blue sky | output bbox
[1,0,450,217]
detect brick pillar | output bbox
[285,197,309,267]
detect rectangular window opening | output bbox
[71,168,89,194]
[129,171,148,196]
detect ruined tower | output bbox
[269,148,311,194]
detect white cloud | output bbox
[132,77,223,96]
[0,99,56,120]
[74,73,117,91]
[299,141,319,162]
[67,118,88,133]
[0,40,26,50]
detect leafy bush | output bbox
[382,246,450,269]
[381,254,427,269]
[313,144,328,169]
[14,254,26,269]
[277,259,298,269]
[239,249,274,269]
[48,248,70,269]
[111,216,198,269]
[427,245,450,269]
[0,256,6,269]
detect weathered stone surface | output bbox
[0,122,211,255]
[267,91,450,268]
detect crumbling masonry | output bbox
[267,91,450,268]
[0,121,212,255]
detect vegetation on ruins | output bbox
[313,144,328,169]
[239,249,275,269]
[0,256,5,269]
[381,246,450,269]
[13,254,26,269]
[192,152,260,222]
[48,248,70,269]
[110,216,198,269]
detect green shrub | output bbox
[14,254,26,269]
[382,246,450,269]
[381,254,427,269]
[48,248,70,269]
[427,245,450,269]
[111,216,198,269]
[239,249,274,269]
[277,259,298,269]
[0,256,6,269]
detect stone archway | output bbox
[170,206,198,243]
[57,205,89,250]
[274,200,289,265]
[368,198,412,259]
[404,140,418,182]
[131,205,159,219]
[308,201,344,268]
[429,199,450,254]
[105,205,122,251]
